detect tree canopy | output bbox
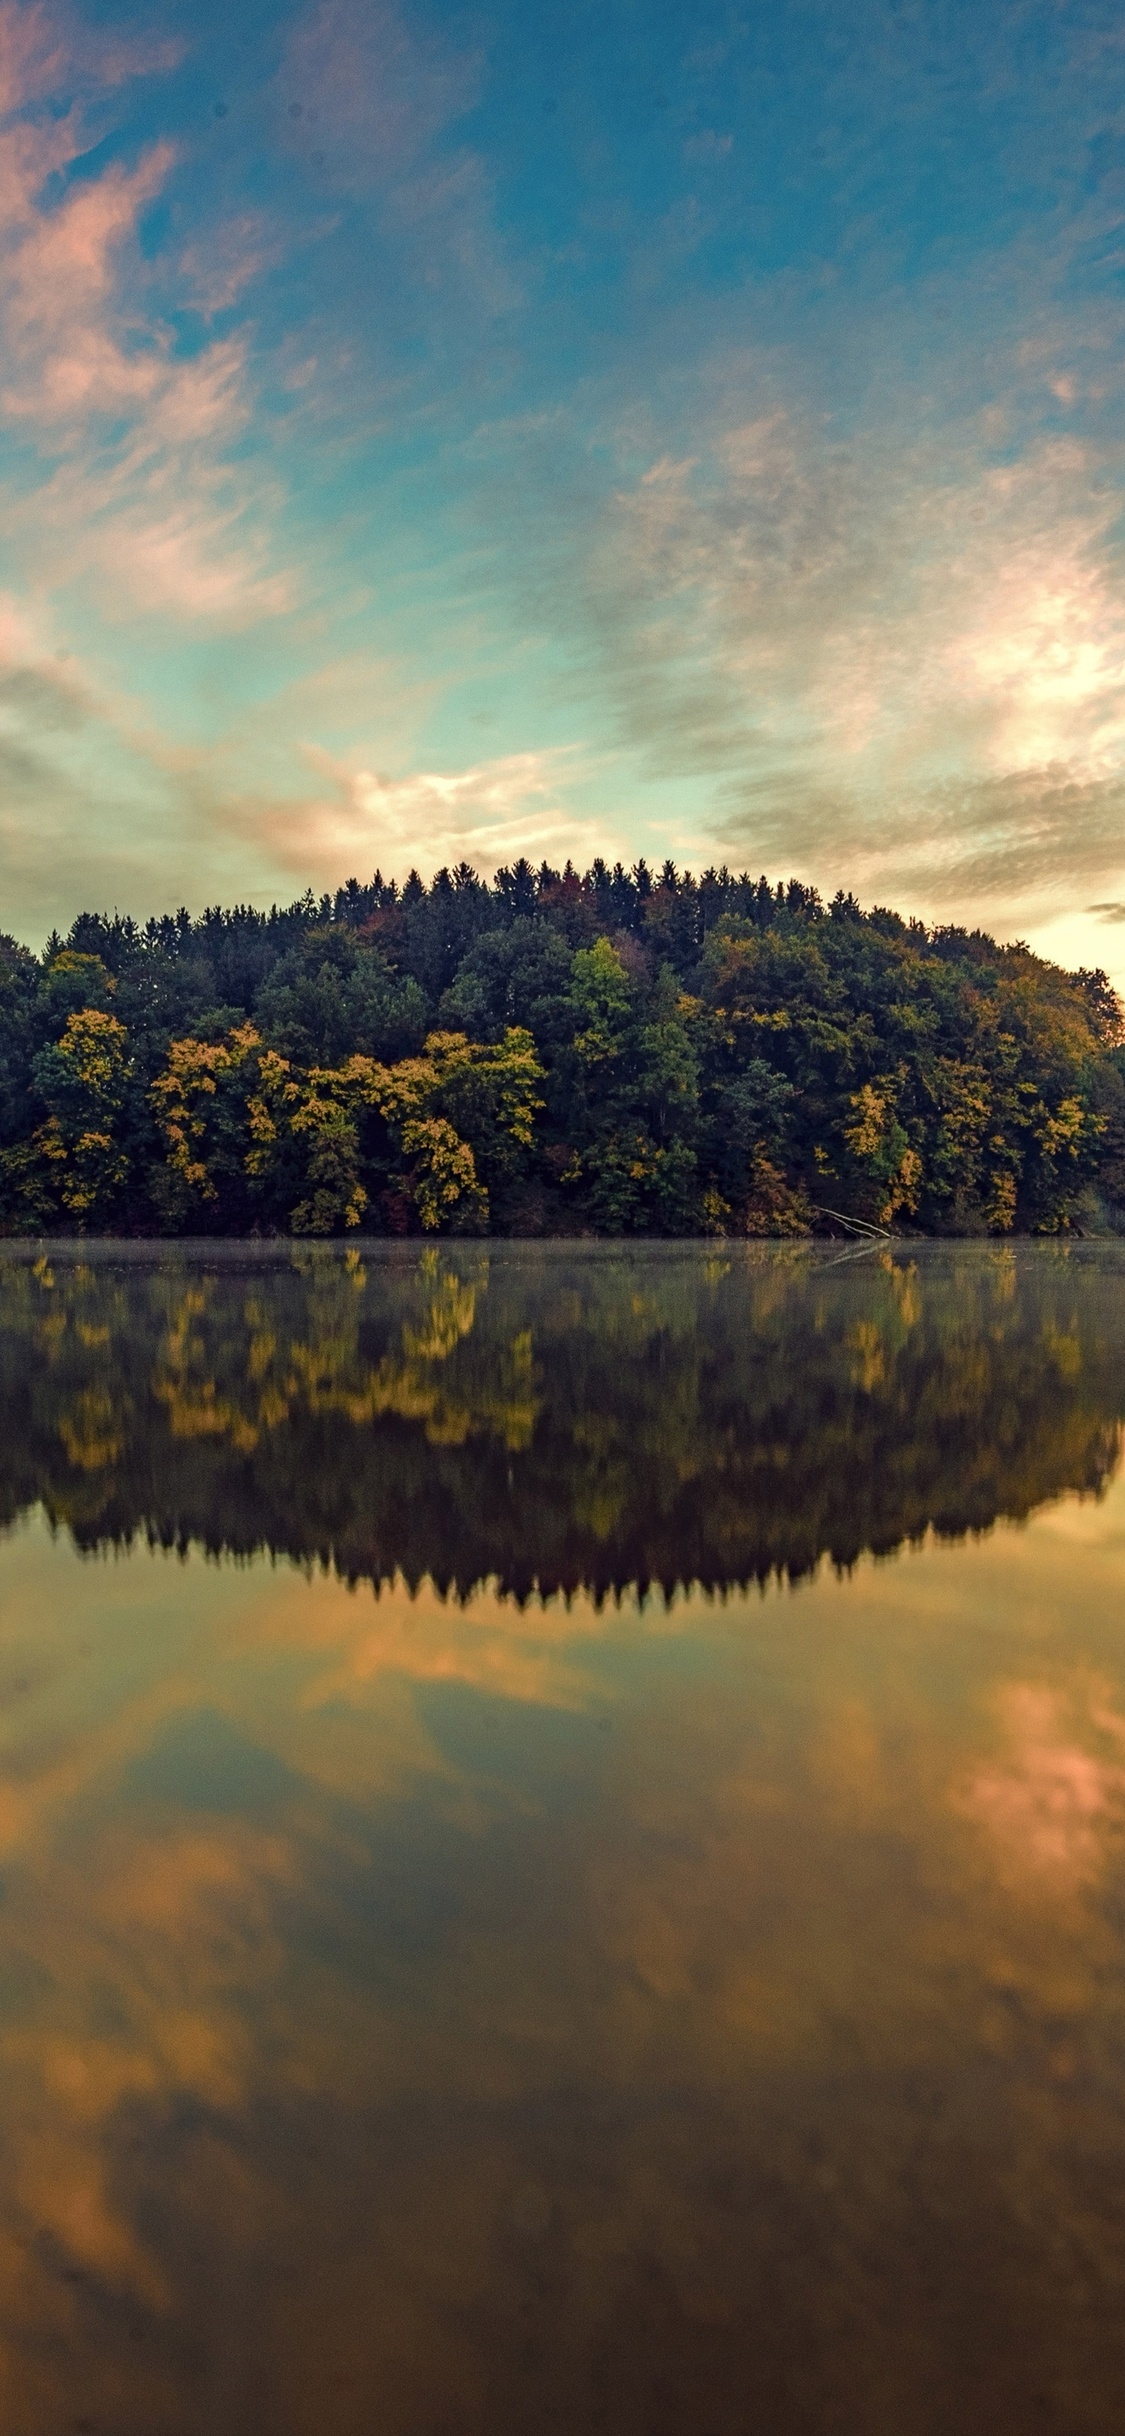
[1,860,1123,1235]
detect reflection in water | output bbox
[960,1676,1125,1886]
[1,1246,1125,2429]
[0,1238,1123,1590]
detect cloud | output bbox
[2,0,1123,944]
[0,0,178,121]
[0,621,623,937]
[178,214,282,321]
[710,763,1125,918]
[247,744,624,883]
[0,143,176,423]
[275,0,517,316]
[0,0,523,899]
[0,597,313,934]
[0,1,290,629]
[0,624,625,941]
[280,0,471,176]
[538,356,1125,923]
[606,419,1125,781]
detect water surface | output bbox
[2,1241,1125,2433]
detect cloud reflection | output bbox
[960,1677,1125,1888]
[3,1457,1125,2423]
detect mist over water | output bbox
[2,1243,1125,2431]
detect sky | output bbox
[0,0,1123,972]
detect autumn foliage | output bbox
[0,861,1122,1234]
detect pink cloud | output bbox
[179,215,283,321]
[203,743,625,889]
[0,1,291,627]
[957,1678,1125,1890]
[302,748,611,875]
[0,146,174,423]
[0,0,65,114]
[280,0,471,179]
[0,0,180,113]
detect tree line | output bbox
[2,856,1123,1235]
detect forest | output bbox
[1,857,1124,1237]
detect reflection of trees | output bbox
[0,1245,1122,1598]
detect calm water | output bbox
[3,1241,1125,2433]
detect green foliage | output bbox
[0,867,1120,1234]
[253,926,427,1066]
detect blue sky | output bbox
[0,0,1123,971]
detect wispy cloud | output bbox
[275,0,518,317]
[0,0,1120,952]
[0,0,291,626]
[279,0,470,176]
[177,215,282,321]
[531,344,1125,922]
[0,0,537,940]
[249,744,620,882]
[0,620,190,934]
[0,615,616,937]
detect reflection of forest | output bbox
[1,1242,1122,1597]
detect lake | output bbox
[2,1239,1125,2433]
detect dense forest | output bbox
[2,858,1124,1236]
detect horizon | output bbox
[0,0,1122,981]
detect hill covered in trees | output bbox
[1,858,1123,1237]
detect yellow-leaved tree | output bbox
[23,1007,133,1224]
[149,1025,296,1228]
[150,1025,544,1234]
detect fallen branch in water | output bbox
[809,1204,895,1240]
